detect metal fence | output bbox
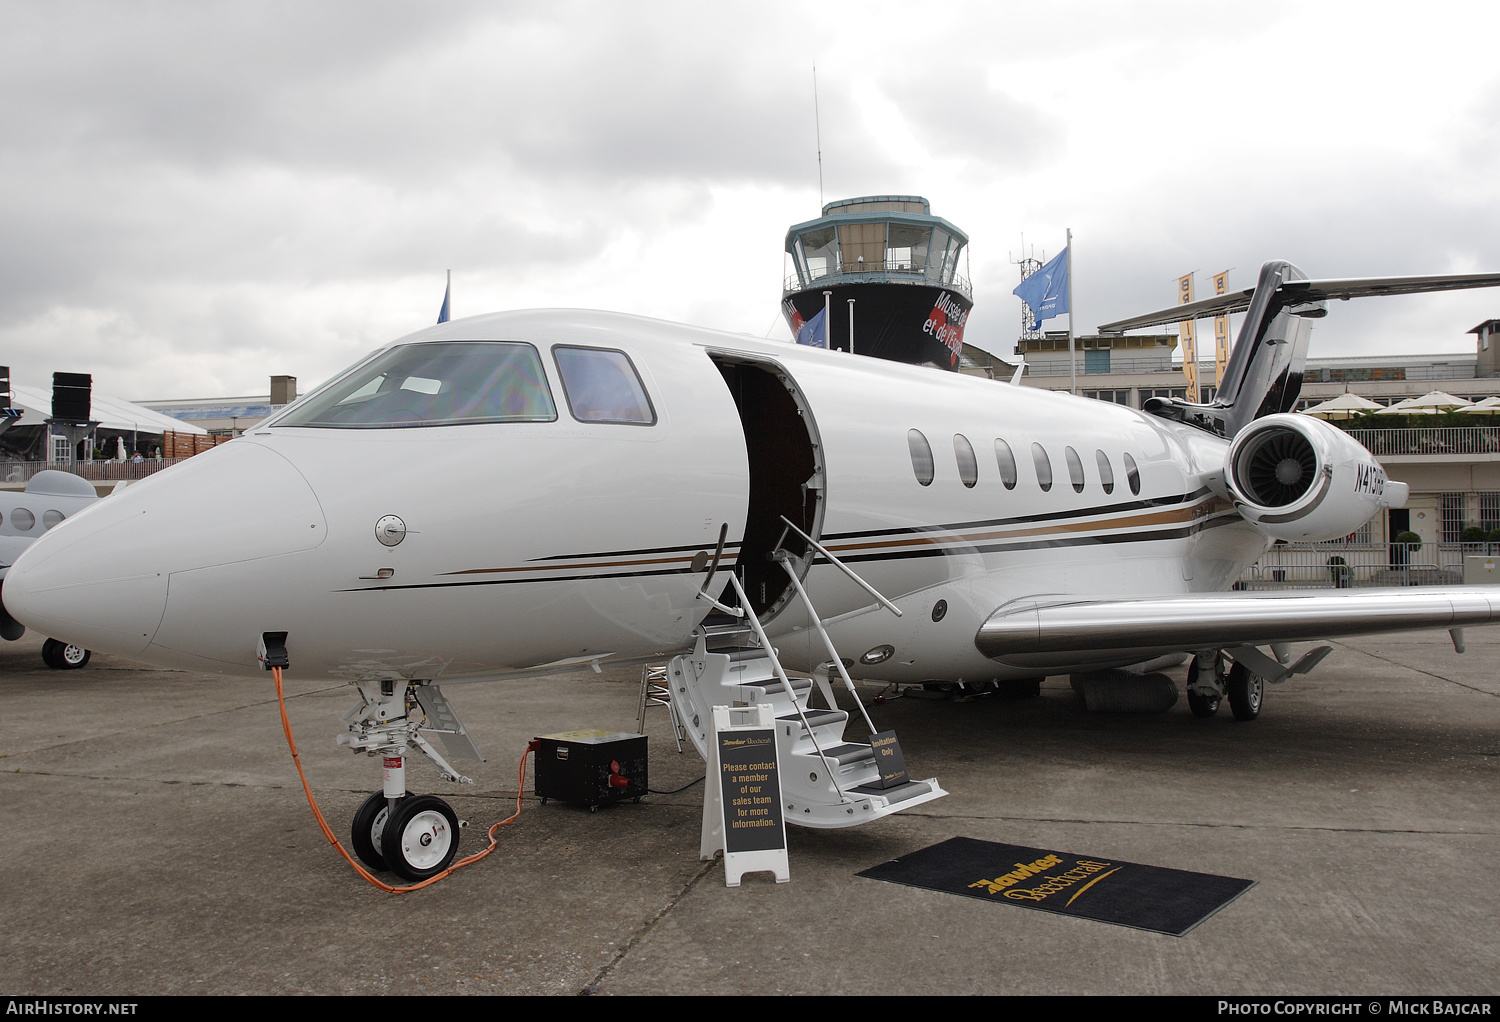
[1,459,192,483]
[1304,363,1480,383]
[1343,427,1500,456]
[784,266,973,299]
[1235,542,1497,589]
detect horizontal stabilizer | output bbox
[1098,271,1500,334]
[975,587,1500,670]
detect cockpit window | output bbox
[272,341,557,428]
[553,346,656,425]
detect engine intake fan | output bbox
[1232,426,1318,507]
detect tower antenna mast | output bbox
[813,65,825,207]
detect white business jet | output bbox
[0,469,100,668]
[6,259,1500,881]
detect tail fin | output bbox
[1097,261,1500,438]
[1133,260,1317,437]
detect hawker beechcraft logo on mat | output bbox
[968,854,1121,904]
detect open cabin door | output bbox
[708,353,824,622]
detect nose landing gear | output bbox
[337,679,477,881]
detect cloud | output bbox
[2,1,1500,400]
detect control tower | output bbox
[781,196,972,370]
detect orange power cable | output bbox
[273,665,529,893]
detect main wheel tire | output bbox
[1187,688,1221,718]
[351,791,403,872]
[42,638,90,670]
[380,794,460,882]
[1227,661,1265,721]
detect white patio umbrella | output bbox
[1375,390,1474,415]
[1453,396,1500,416]
[1300,393,1383,419]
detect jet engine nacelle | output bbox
[1225,413,1408,542]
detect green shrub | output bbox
[1328,555,1352,587]
[1488,528,1500,544]
[1394,530,1422,550]
[1462,526,1487,543]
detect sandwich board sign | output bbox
[701,704,789,886]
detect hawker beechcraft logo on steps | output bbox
[858,837,1255,935]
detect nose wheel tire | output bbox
[351,791,408,873]
[380,794,460,881]
[1226,661,1265,721]
[42,639,91,670]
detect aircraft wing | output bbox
[1097,271,1500,333]
[975,586,1500,670]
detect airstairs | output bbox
[666,521,946,829]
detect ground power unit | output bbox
[533,729,648,811]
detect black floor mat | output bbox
[858,836,1254,936]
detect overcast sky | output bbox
[4,0,1500,401]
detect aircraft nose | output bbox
[3,441,324,659]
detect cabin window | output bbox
[1124,452,1142,495]
[1096,450,1115,494]
[1065,446,1085,493]
[553,347,656,425]
[954,434,978,488]
[272,341,557,428]
[1031,443,1052,492]
[994,438,1017,490]
[908,429,934,486]
[42,510,64,529]
[11,508,33,531]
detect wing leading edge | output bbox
[975,587,1500,670]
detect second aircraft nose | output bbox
[3,441,325,659]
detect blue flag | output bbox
[796,307,827,348]
[437,275,451,324]
[1013,249,1069,329]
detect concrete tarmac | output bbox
[0,629,1496,996]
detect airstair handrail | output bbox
[776,555,881,737]
[778,516,902,618]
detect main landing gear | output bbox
[42,638,90,670]
[337,679,477,882]
[1186,650,1226,717]
[1186,649,1265,721]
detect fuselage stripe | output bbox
[343,505,1240,593]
